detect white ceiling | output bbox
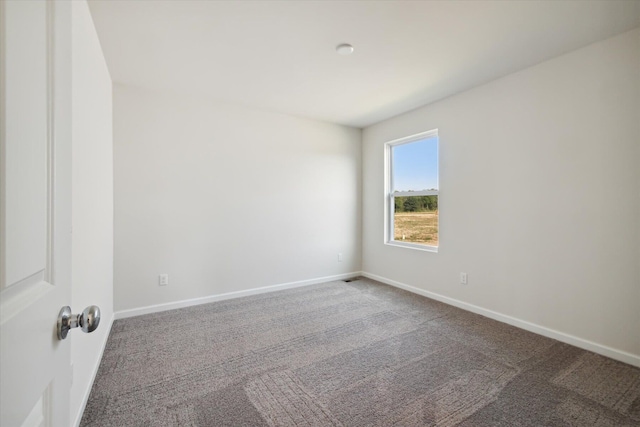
[88,0,640,128]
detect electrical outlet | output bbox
[159,274,169,286]
[460,272,468,285]
[338,253,343,262]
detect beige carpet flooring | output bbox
[80,277,640,426]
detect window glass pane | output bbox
[392,137,438,192]
[393,195,438,246]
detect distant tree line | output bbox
[395,196,438,212]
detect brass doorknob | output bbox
[57,305,101,340]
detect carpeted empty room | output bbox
[81,278,640,426]
[5,1,640,426]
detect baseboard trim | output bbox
[114,272,362,320]
[73,312,115,427]
[361,271,640,368]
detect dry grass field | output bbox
[394,211,438,246]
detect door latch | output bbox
[57,305,101,340]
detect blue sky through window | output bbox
[392,137,438,192]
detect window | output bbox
[385,129,439,251]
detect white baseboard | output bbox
[114,272,362,320]
[361,271,640,368]
[73,312,115,427]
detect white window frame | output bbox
[384,129,439,252]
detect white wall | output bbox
[71,1,113,425]
[114,85,361,312]
[362,29,640,362]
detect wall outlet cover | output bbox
[460,272,468,285]
[159,274,169,286]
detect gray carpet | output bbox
[80,278,640,426]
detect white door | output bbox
[1,1,73,426]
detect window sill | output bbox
[385,241,438,253]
